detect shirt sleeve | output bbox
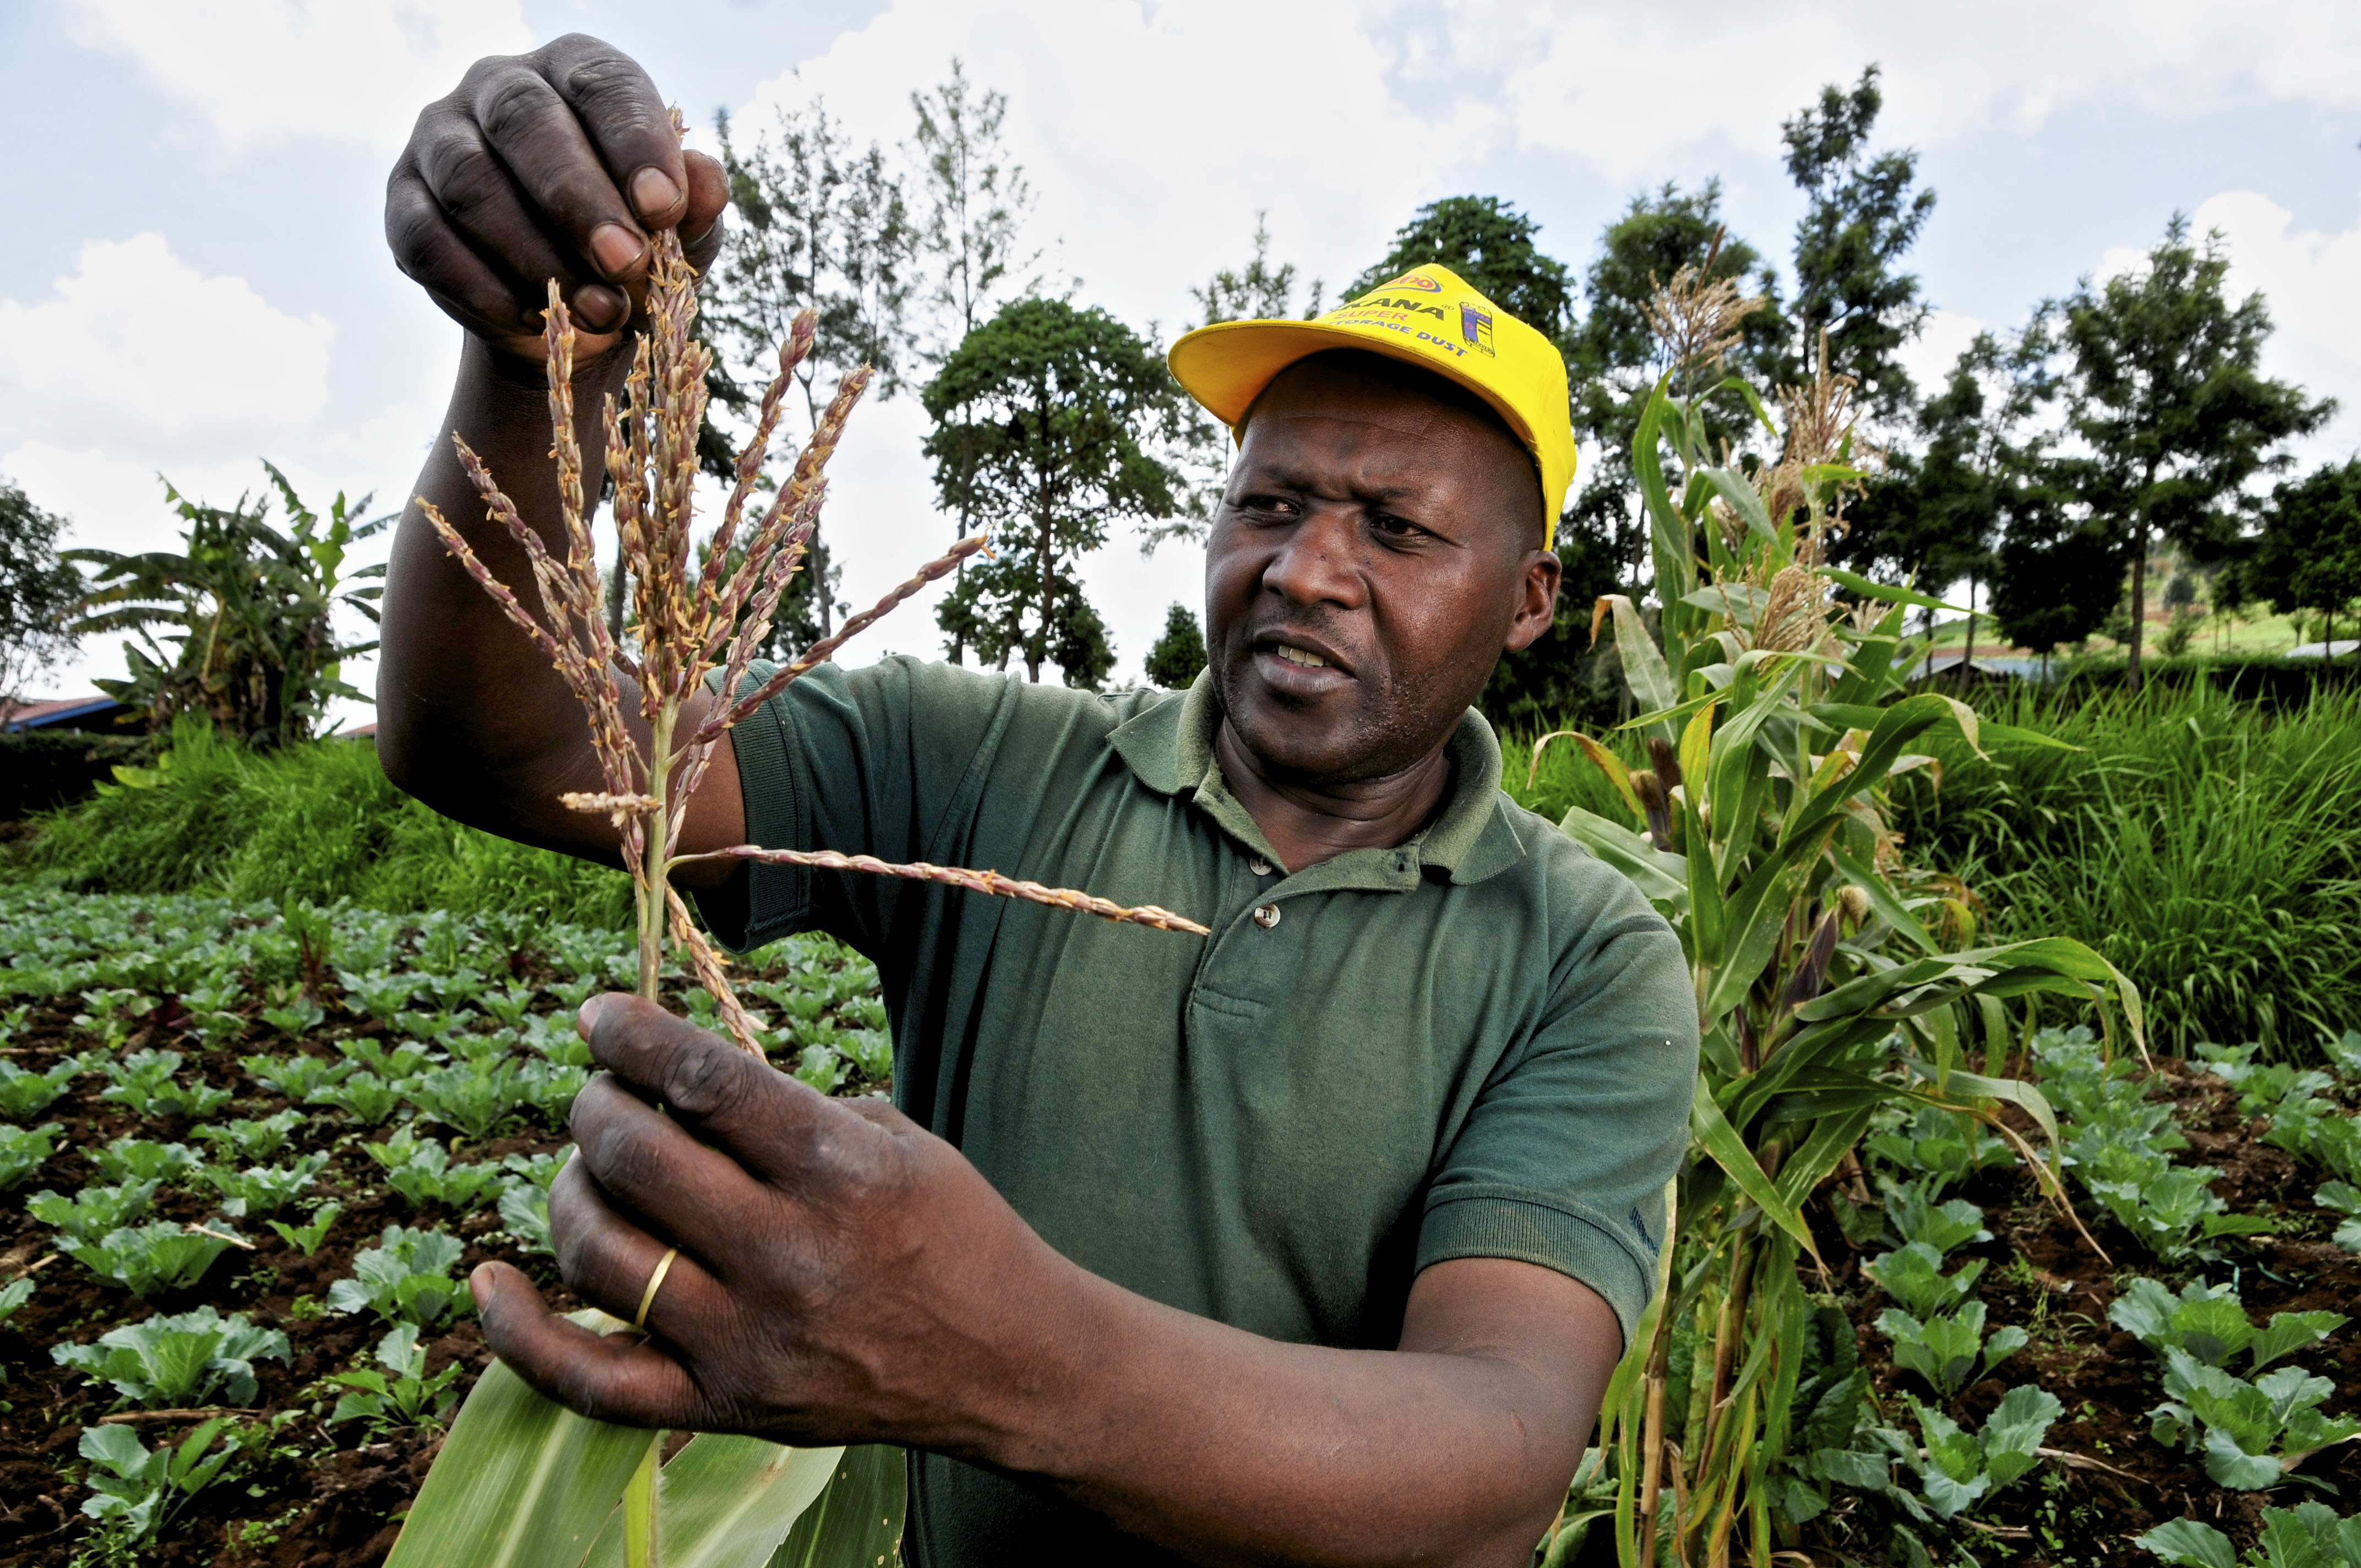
[698,655,1024,955]
[1413,853,1700,1349]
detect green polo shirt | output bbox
[710,656,1698,1564]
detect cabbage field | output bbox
[4,889,2360,1565]
[0,889,893,1567]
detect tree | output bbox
[0,478,83,706]
[710,97,917,639]
[1989,503,2121,676]
[1832,331,2049,665]
[923,298,1187,684]
[908,59,1038,364]
[2053,215,2333,686]
[67,466,385,748]
[1781,64,1936,423]
[2246,459,2361,659]
[1347,195,1575,347]
[1190,213,1323,328]
[1144,603,1207,689]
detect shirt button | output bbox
[1248,857,1274,876]
[1252,903,1281,929]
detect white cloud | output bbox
[2186,190,2361,462]
[1893,307,1985,399]
[1415,0,2361,182]
[60,0,532,156]
[737,0,1471,335]
[0,233,336,466]
[0,234,440,708]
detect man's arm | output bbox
[474,997,1619,1568]
[375,35,745,884]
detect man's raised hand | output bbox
[470,994,1086,1457]
[385,34,729,361]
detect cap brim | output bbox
[1167,318,1542,457]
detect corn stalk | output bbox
[396,114,1204,1568]
[1546,308,2142,1565]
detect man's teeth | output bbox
[1274,645,1329,668]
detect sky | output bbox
[7,0,2361,710]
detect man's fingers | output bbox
[533,36,689,229]
[576,994,866,1185]
[547,1159,723,1343]
[567,1072,784,1266]
[472,1260,704,1428]
[387,160,546,340]
[681,151,728,273]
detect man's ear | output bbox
[1500,550,1563,655]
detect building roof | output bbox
[1,694,128,733]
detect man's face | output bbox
[1204,357,1561,786]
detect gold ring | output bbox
[633,1247,678,1332]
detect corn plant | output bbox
[1552,275,2141,1566]
[399,115,1207,1568]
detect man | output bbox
[378,35,1698,1567]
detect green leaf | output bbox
[583,1437,843,1568]
[764,1445,907,1568]
[1597,594,1677,739]
[1815,567,1962,613]
[1691,1091,1823,1267]
[2131,1518,2237,1568]
[1557,807,1688,912]
[383,1311,659,1568]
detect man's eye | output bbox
[1370,513,1427,538]
[1239,494,1298,517]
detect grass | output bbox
[1892,681,2361,1058]
[1503,680,2361,1061]
[4,715,630,929]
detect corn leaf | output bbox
[764,1445,906,1568]
[1558,808,1689,911]
[1597,594,1678,738]
[583,1436,842,1568]
[1690,1091,1823,1267]
[1815,567,1961,613]
[383,1311,656,1568]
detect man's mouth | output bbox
[1273,644,1329,669]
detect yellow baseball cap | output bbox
[1168,263,1576,550]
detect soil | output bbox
[0,956,883,1568]
[1801,1061,2361,1565]
[6,973,2356,1565]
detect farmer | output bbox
[377,35,1699,1567]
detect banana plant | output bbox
[1547,336,2141,1566]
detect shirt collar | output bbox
[1106,671,1527,888]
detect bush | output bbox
[7,715,629,927]
[0,728,148,820]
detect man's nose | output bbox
[1261,507,1364,609]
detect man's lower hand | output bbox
[471,993,1082,1457]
